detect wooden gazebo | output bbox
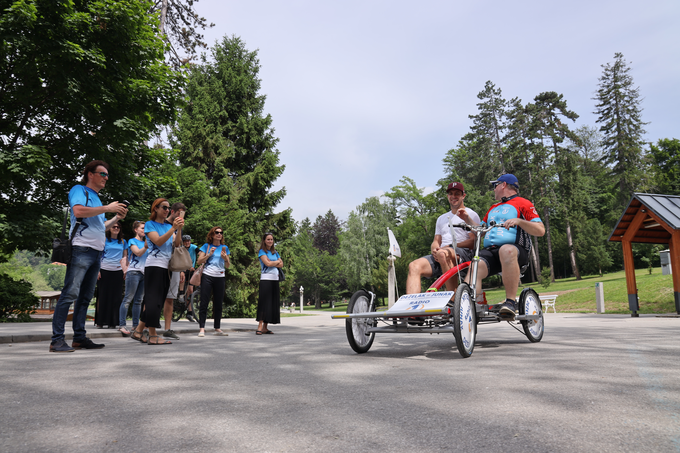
[609,193,680,315]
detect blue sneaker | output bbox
[49,339,75,353]
[499,299,517,321]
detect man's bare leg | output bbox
[435,248,459,292]
[498,245,520,301]
[163,299,173,330]
[406,258,432,294]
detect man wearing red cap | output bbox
[457,174,545,320]
[406,182,480,293]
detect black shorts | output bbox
[478,244,529,276]
[423,246,474,279]
[184,269,194,287]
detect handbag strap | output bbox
[67,189,90,243]
[174,227,182,249]
[59,209,69,241]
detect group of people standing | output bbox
[49,160,283,353]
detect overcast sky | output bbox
[193,0,680,223]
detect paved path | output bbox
[1,313,679,452]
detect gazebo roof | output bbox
[609,193,680,243]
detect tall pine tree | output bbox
[172,35,293,314]
[594,53,648,208]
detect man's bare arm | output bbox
[430,235,443,254]
[73,202,127,219]
[457,232,476,250]
[503,218,545,237]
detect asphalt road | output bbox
[1,313,679,453]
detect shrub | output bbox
[539,267,552,289]
[0,272,38,322]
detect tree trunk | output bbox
[160,0,168,36]
[565,220,581,280]
[542,207,556,282]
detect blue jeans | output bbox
[119,270,144,328]
[51,246,102,342]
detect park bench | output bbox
[539,295,558,313]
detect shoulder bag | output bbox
[51,191,89,264]
[168,229,192,272]
[189,265,204,286]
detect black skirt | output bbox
[140,266,171,329]
[257,279,280,324]
[95,269,124,327]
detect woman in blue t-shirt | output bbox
[256,233,282,335]
[195,226,230,337]
[130,198,183,345]
[94,221,128,328]
[118,220,149,335]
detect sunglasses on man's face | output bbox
[94,172,109,178]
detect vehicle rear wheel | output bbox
[519,288,544,342]
[345,290,376,354]
[453,283,476,358]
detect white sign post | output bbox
[299,286,304,313]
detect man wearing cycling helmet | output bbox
[182,234,199,322]
[457,174,544,320]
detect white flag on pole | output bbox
[387,228,401,257]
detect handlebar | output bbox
[449,221,506,234]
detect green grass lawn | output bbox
[306,267,677,315]
[279,312,316,317]
[484,267,677,314]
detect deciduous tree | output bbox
[0,0,182,255]
[151,0,214,69]
[649,138,680,195]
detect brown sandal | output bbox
[131,330,147,343]
[147,335,171,345]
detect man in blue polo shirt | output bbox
[50,160,128,352]
[458,174,545,320]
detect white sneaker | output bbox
[198,331,205,337]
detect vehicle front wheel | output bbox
[345,290,376,354]
[452,283,476,358]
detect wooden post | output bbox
[388,255,397,308]
[669,231,680,314]
[621,209,648,316]
[621,240,639,315]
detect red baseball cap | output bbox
[446,182,465,193]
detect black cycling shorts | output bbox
[478,244,528,276]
